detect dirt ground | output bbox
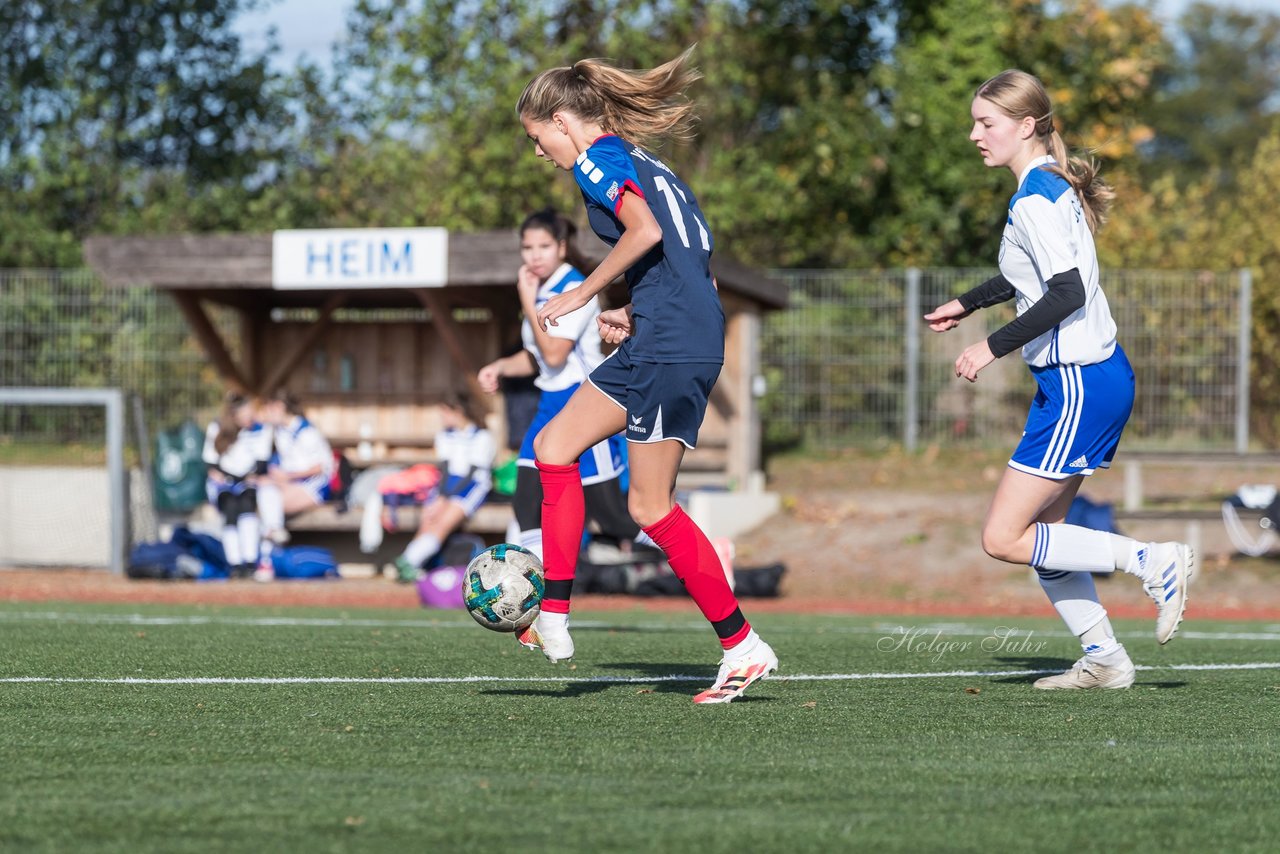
[5,448,1280,619]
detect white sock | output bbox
[634,530,659,549]
[221,525,243,567]
[723,629,761,662]
[403,533,442,567]
[257,483,285,534]
[1034,523,1116,573]
[1079,615,1127,665]
[1117,539,1159,583]
[359,494,385,554]
[518,528,544,561]
[538,610,569,631]
[1036,569,1107,636]
[237,514,260,565]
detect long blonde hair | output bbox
[516,46,701,148]
[975,69,1115,232]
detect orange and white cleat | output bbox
[692,641,778,704]
[516,614,574,663]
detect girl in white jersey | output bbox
[202,392,272,578]
[924,70,1195,690]
[476,209,640,562]
[392,393,496,581]
[255,389,334,578]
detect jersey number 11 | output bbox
[653,175,711,251]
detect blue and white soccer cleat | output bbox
[1144,542,1195,644]
[517,614,575,663]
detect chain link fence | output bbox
[0,266,1254,458]
[0,269,232,452]
[763,267,1252,453]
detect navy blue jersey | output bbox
[573,135,724,363]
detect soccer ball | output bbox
[463,544,545,632]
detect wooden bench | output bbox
[286,500,513,535]
[1113,506,1265,558]
[1121,451,1280,511]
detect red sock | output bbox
[536,460,583,614]
[643,505,750,649]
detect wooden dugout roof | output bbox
[83,231,788,310]
[83,230,787,486]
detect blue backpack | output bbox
[271,546,339,579]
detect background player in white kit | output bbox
[476,209,641,562]
[392,393,496,581]
[255,389,334,579]
[202,392,272,578]
[925,69,1195,690]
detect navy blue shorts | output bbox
[588,340,721,449]
[1010,346,1135,480]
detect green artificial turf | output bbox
[1,601,1278,853]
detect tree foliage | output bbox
[0,0,285,265]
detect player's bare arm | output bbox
[538,200,661,329]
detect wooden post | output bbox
[412,289,489,406]
[736,308,762,487]
[169,291,252,394]
[238,304,267,391]
[258,290,350,395]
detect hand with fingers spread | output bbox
[537,286,591,330]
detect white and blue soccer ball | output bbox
[463,544,544,633]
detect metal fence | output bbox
[0,269,231,446]
[0,267,1254,456]
[763,268,1252,452]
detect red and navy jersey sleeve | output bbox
[573,136,644,215]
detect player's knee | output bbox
[531,428,570,466]
[628,493,671,530]
[981,527,1019,562]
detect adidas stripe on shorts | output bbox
[1009,345,1134,480]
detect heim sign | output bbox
[271,228,448,289]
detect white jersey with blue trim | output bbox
[520,263,605,392]
[999,155,1116,368]
[202,422,273,479]
[435,425,495,491]
[273,415,334,478]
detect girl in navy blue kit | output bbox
[515,47,776,703]
[925,69,1195,690]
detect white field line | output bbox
[3,662,1280,687]
[1,610,1279,642]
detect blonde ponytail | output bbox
[976,70,1114,232]
[1046,129,1114,233]
[517,46,702,148]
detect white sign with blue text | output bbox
[271,228,449,289]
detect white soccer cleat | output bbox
[1143,542,1195,644]
[1033,655,1136,690]
[516,614,574,663]
[693,640,779,705]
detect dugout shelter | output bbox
[84,228,787,535]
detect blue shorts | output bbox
[588,340,721,449]
[440,475,489,517]
[206,478,252,505]
[518,384,627,485]
[295,472,332,504]
[1010,346,1135,480]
